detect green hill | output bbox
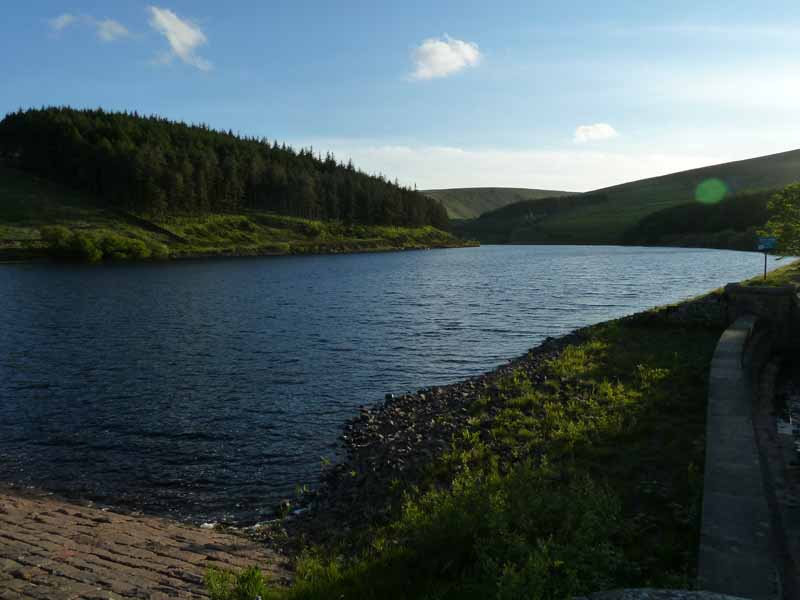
[457,149,800,247]
[423,187,572,220]
[0,166,469,262]
[0,107,474,261]
[0,107,449,229]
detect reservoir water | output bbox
[0,245,785,523]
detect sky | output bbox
[3,1,800,191]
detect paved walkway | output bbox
[698,315,778,599]
[0,492,288,599]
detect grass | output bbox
[159,213,467,258]
[456,148,800,245]
[741,257,800,287]
[211,313,720,599]
[0,166,472,262]
[423,187,573,220]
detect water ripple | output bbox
[0,245,784,523]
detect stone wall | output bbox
[724,284,798,340]
[697,315,779,599]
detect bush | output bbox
[39,225,72,249]
[147,240,170,259]
[98,233,151,260]
[205,566,276,600]
[39,226,167,262]
[40,226,102,262]
[70,232,103,262]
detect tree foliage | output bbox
[763,183,800,254]
[0,107,449,229]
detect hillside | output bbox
[424,187,572,220]
[457,148,800,247]
[0,107,449,229]
[0,169,468,263]
[0,107,473,261]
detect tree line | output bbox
[0,107,449,229]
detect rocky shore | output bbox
[259,291,726,553]
[271,329,587,550]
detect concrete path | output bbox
[0,491,288,599]
[698,316,778,599]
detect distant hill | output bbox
[456,149,800,247]
[423,187,572,220]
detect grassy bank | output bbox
[210,303,722,599]
[0,167,474,262]
[742,257,800,287]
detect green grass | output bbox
[741,257,800,287]
[212,314,720,599]
[457,148,800,246]
[424,187,573,220]
[0,167,471,261]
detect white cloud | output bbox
[301,140,729,192]
[49,14,77,31]
[91,18,130,42]
[573,123,619,143]
[148,6,212,71]
[411,34,481,80]
[48,14,129,41]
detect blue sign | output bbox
[757,236,777,251]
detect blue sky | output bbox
[3,1,800,190]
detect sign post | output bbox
[757,236,777,280]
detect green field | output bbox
[423,187,572,220]
[456,148,800,246]
[0,167,471,262]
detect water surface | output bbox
[0,245,783,523]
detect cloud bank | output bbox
[574,123,619,143]
[411,35,481,80]
[148,6,212,71]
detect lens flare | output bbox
[695,178,727,204]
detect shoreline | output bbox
[0,239,478,265]
[274,328,589,548]
[270,291,727,551]
[0,286,731,532]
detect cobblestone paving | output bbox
[0,492,288,599]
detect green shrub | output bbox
[205,566,276,600]
[98,233,151,260]
[147,240,170,259]
[70,232,103,262]
[39,225,72,249]
[40,226,167,262]
[40,226,102,262]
